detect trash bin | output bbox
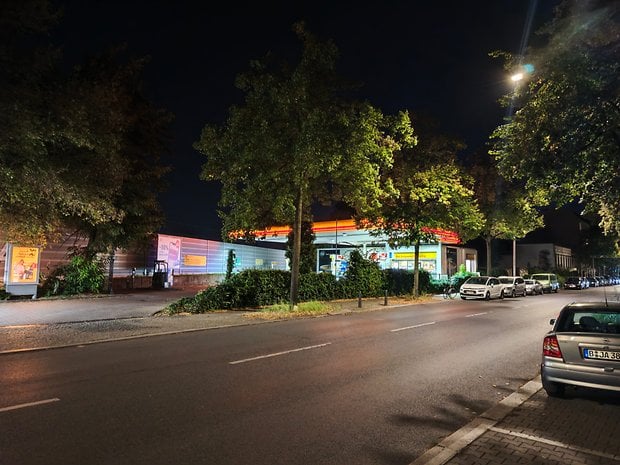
[152,260,169,289]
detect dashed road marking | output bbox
[466,312,488,318]
[391,321,436,332]
[229,342,331,365]
[0,398,60,413]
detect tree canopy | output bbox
[194,23,413,305]
[0,0,172,253]
[490,0,619,246]
[363,119,483,295]
[467,149,544,274]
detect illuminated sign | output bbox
[7,246,40,284]
[157,234,181,268]
[183,255,206,266]
[393,251,437,260]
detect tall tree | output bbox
[363,122,483,296]
[467,150,544,275]
[0,0,172,253]
[490,0,620,245]
[61,50,172,255]
[195,23,413,306]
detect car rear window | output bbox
[556,309,620,334]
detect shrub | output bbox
[226,269,290,307]
[41,254,106,296]
[384,269,412,295]
[338,250,386,298]
[299,272,338,301]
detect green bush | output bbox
[168,257,445,313]
[41,254,106,296]
[299,272,338,301]
[338,250,385,298]
[384,269,413,295]
[226,269,290,307]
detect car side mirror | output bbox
[549,318,556,326]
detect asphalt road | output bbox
[0,289,613,465]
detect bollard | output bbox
[358,291,362,308]
[384,290,388,306]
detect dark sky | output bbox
[51,0,559,240]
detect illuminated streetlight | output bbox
[511,72,524,82]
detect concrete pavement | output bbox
[1,289,620,465]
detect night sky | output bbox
[51,0,560,240]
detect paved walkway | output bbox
[1,289,619,465]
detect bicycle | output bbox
[443,283,458,299]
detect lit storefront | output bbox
[255,219,478,280]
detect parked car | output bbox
[524,279,543,295]
[530,273,560,293]
[581,277,590,289]
[459,276,503,300]
[564,276,583,290]
[541,302,620,397]
[498,276,527,297]
[587,276,599,287]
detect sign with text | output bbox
[183,254,206,267]
[157,234,181,269]
[7,245,40,284]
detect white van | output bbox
[530,273,559,293]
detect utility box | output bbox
[152,260,169,289]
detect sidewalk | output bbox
[1,290,620,464]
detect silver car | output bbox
[541,302,620,397]
[524,279,543,295]
[498,276,527,297]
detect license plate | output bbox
[583,349,620,361]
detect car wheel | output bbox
[485,291,490,301]
[542,379,565,398]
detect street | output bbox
[0,289,610,465]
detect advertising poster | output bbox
[157,234,181,269]
[8,246,40,284]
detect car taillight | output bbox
[543,335,563,359]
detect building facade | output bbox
[256,219,478,280]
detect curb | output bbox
[409,376,543,465]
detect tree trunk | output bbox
[485,236,492,275]
[413,239,420,297]
[289,190,303,309]
[107,249,115,295]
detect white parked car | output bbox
[460,276,503,300]
[498,276,527,297]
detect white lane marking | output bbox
[466,312,488,318]
[0,398,60,413]
[391,321,436,333]
[229,343,331,365]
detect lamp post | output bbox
[512,238,517,277]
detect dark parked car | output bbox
[563,277,583,290]
[541,302,620,397]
